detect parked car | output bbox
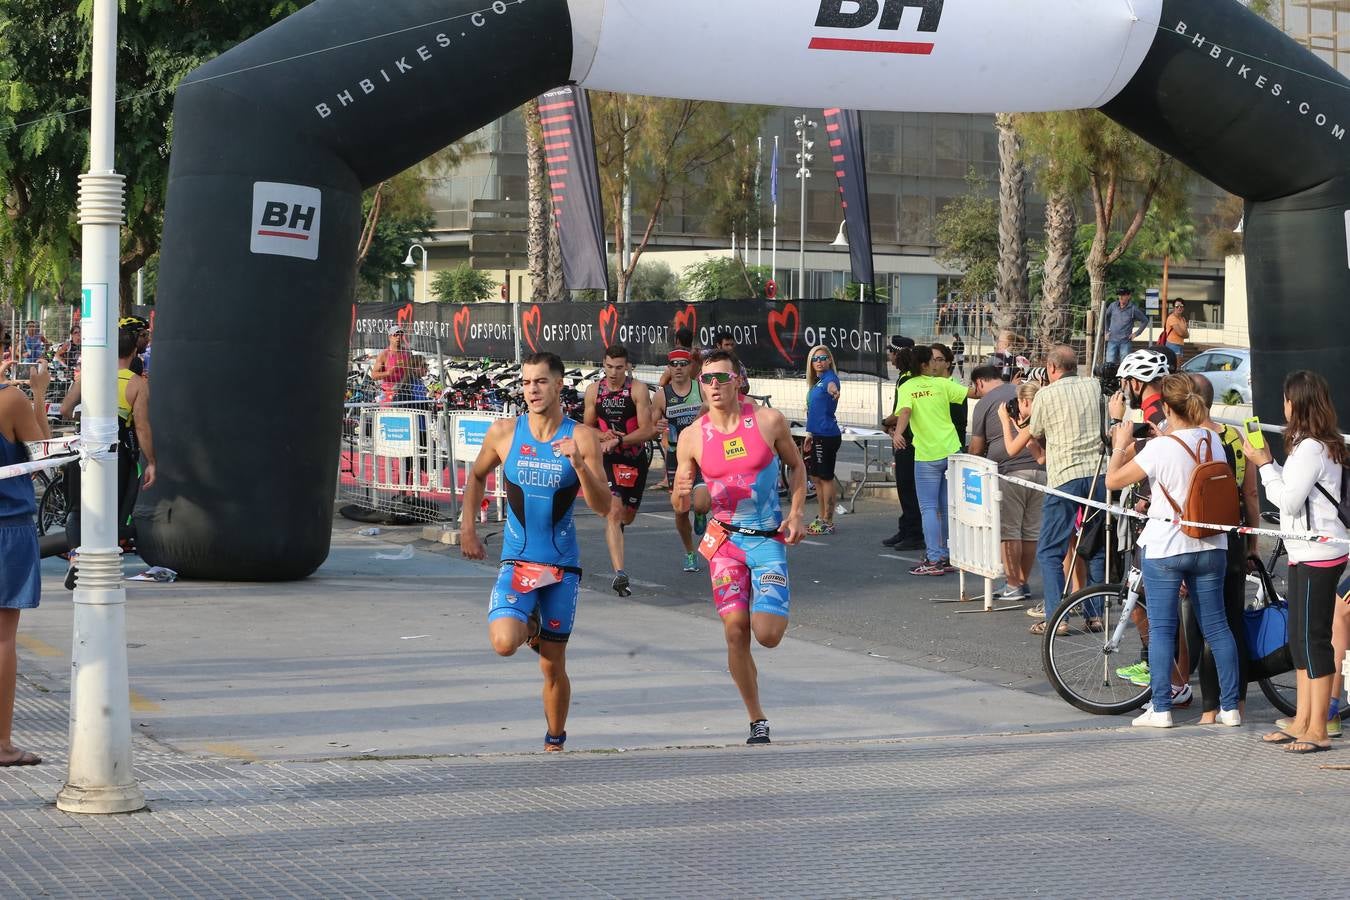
[1181,347,1251,404]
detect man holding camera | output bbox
[969,365,1046,603]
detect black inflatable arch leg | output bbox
[135,0,574,580]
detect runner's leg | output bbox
[487,565,531,656]
[538,642,570,739]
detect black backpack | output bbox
[1314,465,1350,529]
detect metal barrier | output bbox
[939,454,1022,613]
[445,411,508,523]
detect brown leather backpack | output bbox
[1157,433,1240,539]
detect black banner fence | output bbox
[352,299,887,377]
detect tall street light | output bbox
[794,115,816,300]
[58,0,145,814]
[403,243,428,301]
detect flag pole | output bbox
[771,135,779,283]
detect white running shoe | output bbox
[1132,705,1174,728]
[1215,708,1243,727]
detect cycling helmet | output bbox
[1115,348,1170,384]
[118,315,149,331]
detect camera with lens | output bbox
[1005,395,1023,424]
[1092,360,1122,397]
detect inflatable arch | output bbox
[138,0,1350,580]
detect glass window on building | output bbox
[900,195,932,246]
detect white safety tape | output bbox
[78,418,120,470]
[995,471,1350,547]
[0,452,80,481]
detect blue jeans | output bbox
[914,459,949,562]
[1141,549,1237,712]
[1037,476,1106,616]
[1165,342,1184,361]
[1105,340,1133,366]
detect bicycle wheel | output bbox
[1258,673,1297,718]
[36,480,69,536]
[1042,583,1150,715]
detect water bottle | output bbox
[479,499,489,523]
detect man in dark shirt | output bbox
[881,335,924,551]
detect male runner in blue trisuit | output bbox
[461,352,611,751]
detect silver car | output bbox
[1181,347,1251,405]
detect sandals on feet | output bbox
[1262,730,1297,744]
[1030,620,1069,636]
[1084,617,1104,633]
[1285,740,1331,754]
[0,749,41,767]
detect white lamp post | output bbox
[402,243,428,301]
[57,0,145,814]
[794,115,816,300]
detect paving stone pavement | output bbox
[0,672,1342,899]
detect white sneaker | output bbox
[1131,705,1174,728]
[1215,708,1242,727]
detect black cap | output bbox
[1116,286,1133,295]
[888,334,915,351]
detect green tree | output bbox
[1018,110,1188,351]
[934,170,998,300]
[1135,206,1195,307]
[590,94,766,302]
[432,264,496,303]
[576,258,679,302]
[1030,225,1155,322]
[356,170,434,296]
[0,0,314,312]
[680,258,769,300]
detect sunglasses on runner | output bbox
[698,372,737,385]
[811,355,830,363]
[669,360,691,368]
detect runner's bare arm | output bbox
[765,408,806,545]
[623,382,658,446]
[651,389,669,443]
[671,425,701,515]
[129,376,156,487]
[60,375,81,420]
[582,382,599,428]
[564,425,612,517]
[460,419,510,559]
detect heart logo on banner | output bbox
[767,303,801,365]
[598,303,619,349]
[521,305,543,354]
[453,307,471,354]
[397,303,414,327]
[673,304,697,338]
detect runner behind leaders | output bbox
[460,352,611,753]
[672,350,807,745]
[652,347,707,573]
[584,344,657,596]
[803,344,842,535]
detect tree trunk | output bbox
[994,113,1027,340]
[1161,254,1170,306]
[523,99,550,302]
[1038,187,1076,354]
[546,207,566,301]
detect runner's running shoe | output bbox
[526,607,542,655]
[612,571,631,597]
[683,552,700,573]
[806,519,836,535]
[747,719,771,745]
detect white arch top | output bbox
[570,0,1163,112]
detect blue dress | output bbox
[0,385,40,610]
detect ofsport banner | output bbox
[353,300,887,377]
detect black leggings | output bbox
[1288,560,1347,679]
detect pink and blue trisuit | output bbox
[697,403,790,619]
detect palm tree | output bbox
[524,99,551,301]
[1039,185,1077,354]
[1138,207,1196,306]
[994,114,1027,338]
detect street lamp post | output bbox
[57,0,145,814]
[794,115,816,300]
[403,242,447,395]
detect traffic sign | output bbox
[471,255,523,271]
[470,233,527,255]
[470,199,528,216]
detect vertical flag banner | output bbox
[823,108,875,287]
[538,85,609,292]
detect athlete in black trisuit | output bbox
[584,343,657,596]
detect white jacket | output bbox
[1258,438,1349,563]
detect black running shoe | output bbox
[612,571,631,597]
[64,564,78,592]
[747,719,771,745]
[881,531,904,547]
[526,607,542,655]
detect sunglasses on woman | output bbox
[698,371,737,385]
[811,355,830,363]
